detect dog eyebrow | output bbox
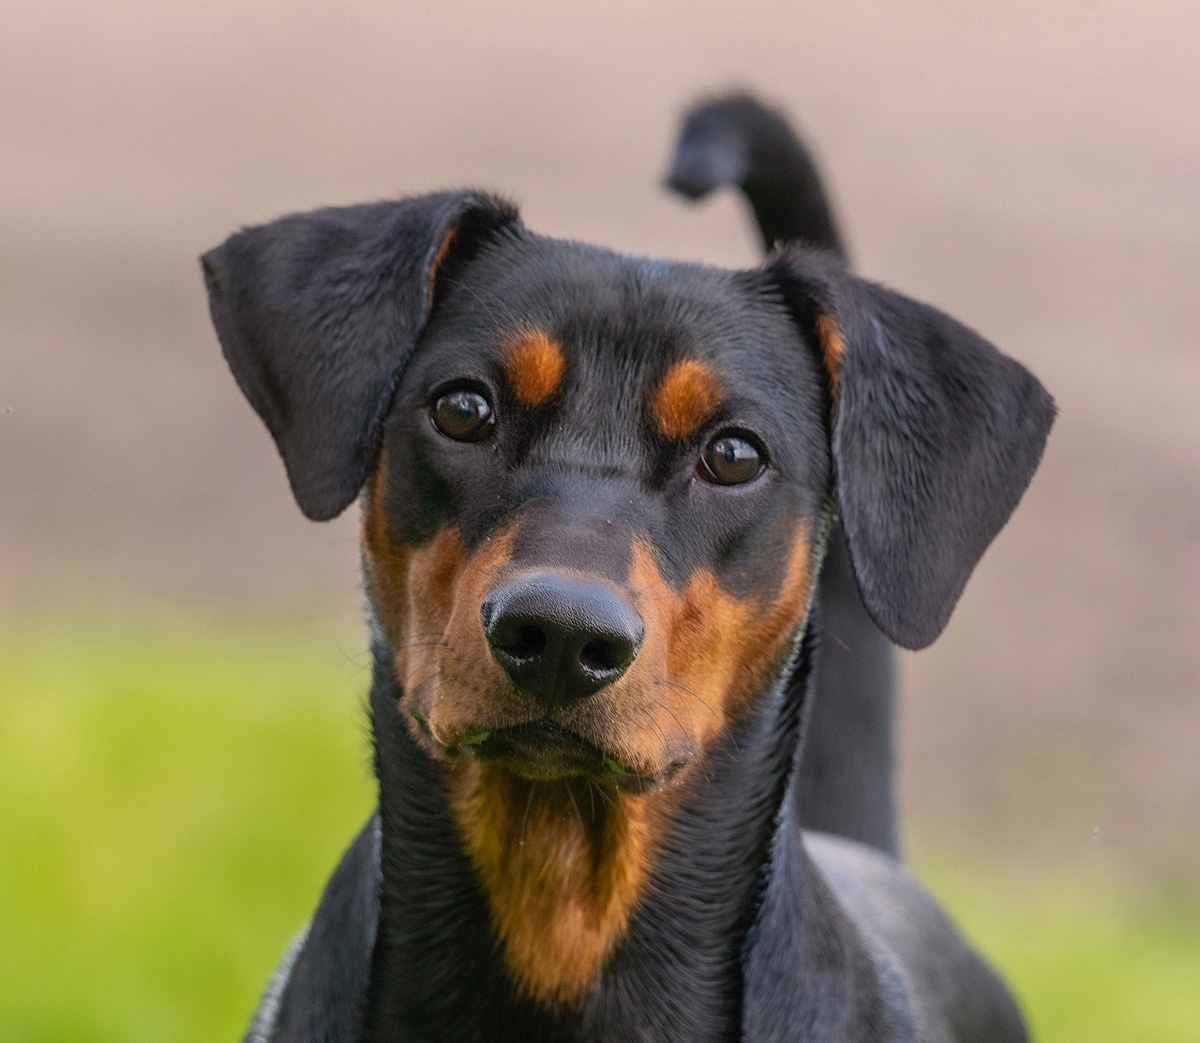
[651,359,723,439]
[502,328,567,408]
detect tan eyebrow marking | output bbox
[651,359,722,439]
[815,313,845,398]
[502,328,567,408]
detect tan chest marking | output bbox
[450,764,670,1007]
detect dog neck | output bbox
[357,620,847,1043]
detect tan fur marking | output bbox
[363,450,815,1008]
[450,764,669,1006]
[361,456,412,642]
[623,528,812,746]
[447,529,813,1007]
[502,328,567,408]
[453,532,810,1006]
[361,458,524,748]
[651,359,722,439]
[815,313,845,398]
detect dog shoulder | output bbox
[244,814,381,1043]
[804,832,1029,1043]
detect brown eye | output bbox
[699,432,765,485]
[432,387,495,442]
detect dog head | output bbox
[203,192,1053,1002]
[202,190,1053,791]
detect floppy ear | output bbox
[200,191,520,521]
[769,249,1055,650]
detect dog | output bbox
[667,94,899,856]
[203,123,1053,1042]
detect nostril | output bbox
[495,624,546,663]
[579,639,612,673]
[579,638,630,675]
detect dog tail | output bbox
[666,92,846,258]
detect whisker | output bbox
[627,700,676,761]
[564,779,586,835]
[402,668,442,701]
[439,275,521,334]
[645,692,690,739]
[334,640,372,665]
[389,632,450,652]
[653,677,738,754]
[632,699,713,784]
[519,780,536,854]
[654,677,713,712]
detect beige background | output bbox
[3,0,1198,871]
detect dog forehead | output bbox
[399,231,827,479]
[426,232,799,379]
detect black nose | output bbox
[482,574,644,705]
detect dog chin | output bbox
[432,717,688,792]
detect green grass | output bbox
[0,612,374,1043]
[2,613,1197,1041]
[916,851,1200,1043]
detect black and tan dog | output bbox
[204,108,1053,1042]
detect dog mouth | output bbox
[445,720,684,792]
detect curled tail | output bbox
[667,93,899,858]
[666,92,846,256]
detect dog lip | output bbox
[474,721,606,774]
[468,721,671,790]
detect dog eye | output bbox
[432,387,495,443]
[699,432,765,485]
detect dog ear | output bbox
[768,250,1055,650]
[200,191,520,521]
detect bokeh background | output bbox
[3,1,1198,1040]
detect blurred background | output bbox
[2,1,1198,1040]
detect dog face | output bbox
[362,233,830,787]
[202,191,1053,1002]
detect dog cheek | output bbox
[362,458,478,737]
[396,527,472,736]
[422,525,527,744]
[615,542,729,770]
[719,527,813,713]
[666,570,755,741]
[620,528,813,771]
[361,458,415,652]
